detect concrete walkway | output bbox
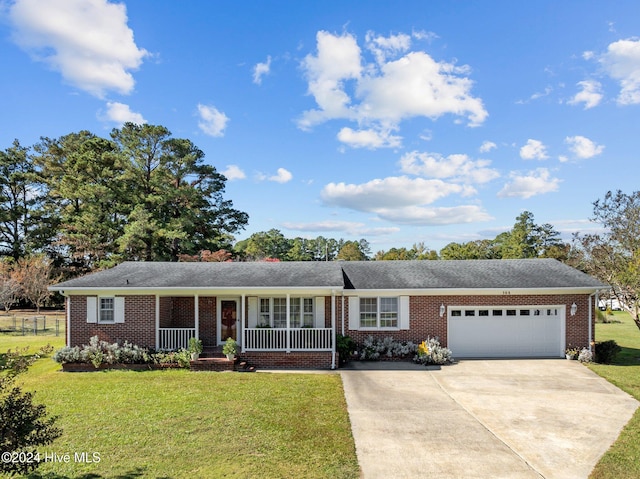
[340,360,638,479]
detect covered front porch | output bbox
[155,292,337,357]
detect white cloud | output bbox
[568,80,603,109]
[337,127,402,149]
[565,135,604,159]
[498,168,561,199]
[221,165,246,181]
[355,51,487,127]
[365,31,411,64]
[281,220,399,236]
[197,104,229,137]
[479,141,497,153]
[399,151,500,184]
[8,0,148,98]
[100,101,146,125]
[253,55,271,85]
[321,176,466,211]
[599,38,640,105]
[298,30,488,148]
[268,168,293,183]
[520,139,549,160]
[373,205,493,225]
[321,175,492,226]
[298,31,362,129]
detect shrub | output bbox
[414,337,454,365]
[335,334,356,365]
[595,340,621,364]
[152,349,191,368]
[53,336,189,369]
[359,336,417,360]
[52,346,82,364]
[1,347,62,476]
[578,348,593,363]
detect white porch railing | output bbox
[159,328,196,350]
[244,328,332,352]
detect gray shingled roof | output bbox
[339,259,606,289]
[51,259,606,291]
[52,261,345,289]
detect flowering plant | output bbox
[578,348,593,363]
[414,337,453,365]
[565,347,580,359]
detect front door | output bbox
[220,300,237,342]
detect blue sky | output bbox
[1,1,639,253]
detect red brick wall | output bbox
[68,295,156,348]
[239,351,334,369]
[159,297,171,328]
[339,293,595,350]
[171,297,195,328]
[198,296,216,347]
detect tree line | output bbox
[235,211,569,262]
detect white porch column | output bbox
[194,294,199,340]
[240,294,245,352]
[155,295,160,349]
[286,293,291,353]
[331,290,336,369]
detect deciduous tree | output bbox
[574,190,640,328]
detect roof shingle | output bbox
[51,259,606,291]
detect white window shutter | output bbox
[399,296,410,330]
[86,297,97,323]
[247,297,258,328]
[114,297,125,323]
[314,297,325,328]
[348,297,360,330]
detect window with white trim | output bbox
[257,297,314,328]
[290,298,314,328]
[99,297,115,323]
[360,297,398,329]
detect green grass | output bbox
[1,334,359,479]
[589,311,640,479]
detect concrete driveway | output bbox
[340,360,638,479]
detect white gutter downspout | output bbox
[589,291,597,351]
[331,290,336,370]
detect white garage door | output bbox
[448,306,565,358]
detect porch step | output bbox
[189,357,234,372]
[189,357,256,372]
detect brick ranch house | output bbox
[49,259,606,369]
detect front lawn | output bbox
[589,311,640,479]
[1,335,359,479]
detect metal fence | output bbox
[0,314,65,336]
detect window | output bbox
[465,310,476,317]
[360,298,378,328]
[359,297,398,329]
[273,298,287,328]
[290,298,314,328]
[506,310,517,316]
[380,298,398,328]
[259,298,270,327]
[451,310,462,317]
[99,297,114,323]
[520,309,530,316]
[492,310,503,316]
[258,297,314,328]
[479,310,489,316]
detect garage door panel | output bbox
[448,307,564,358]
